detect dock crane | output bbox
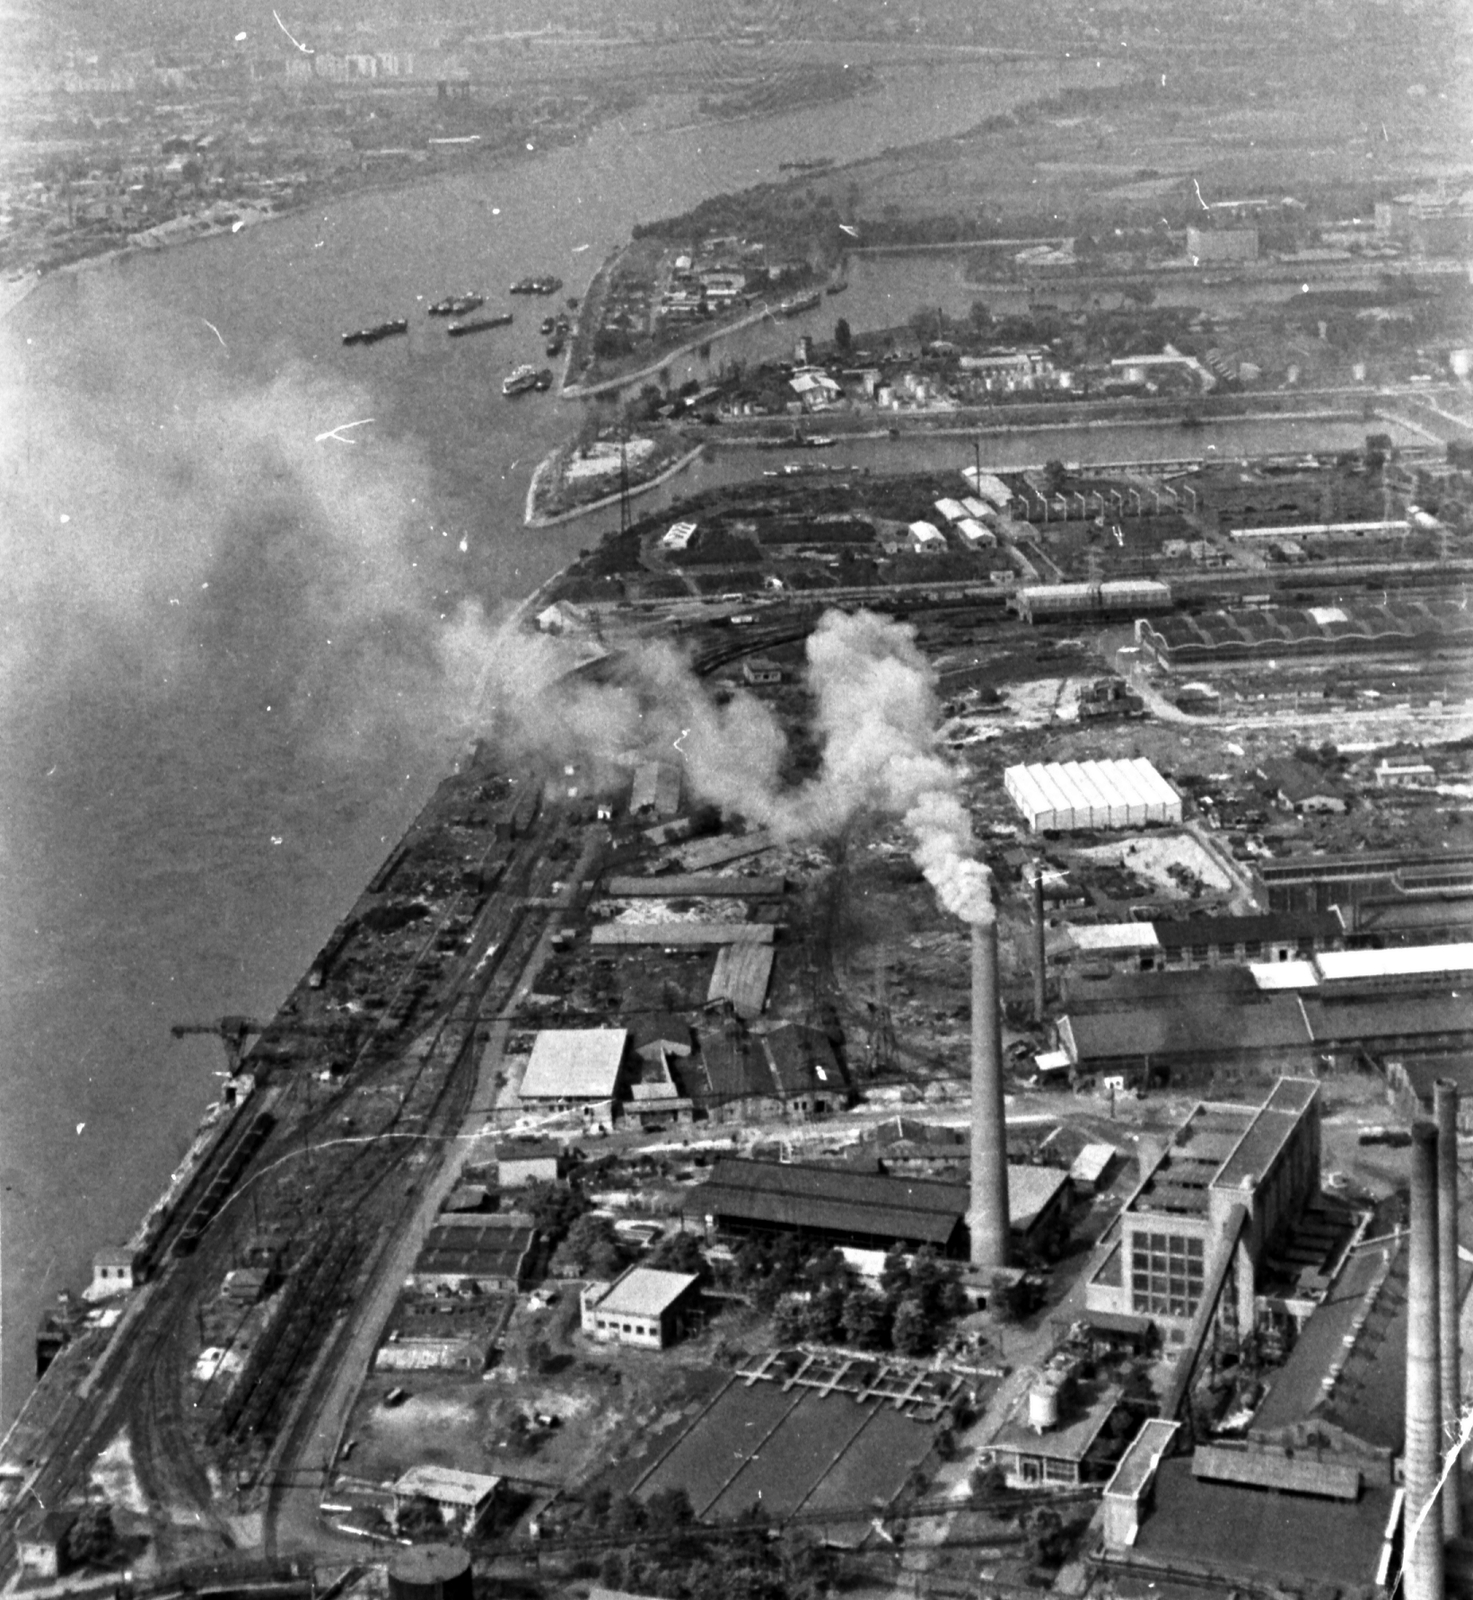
[170,1016,265,1075]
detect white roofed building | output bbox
[955,517,996,549]
[392,1465,503,1534]
[1005,759,1181,832]
[907,520,948,554]
[519,1029,629,1117]
[581,1265,702,1348]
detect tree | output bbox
[63,1504,116,1569]
[772,1295,807,1344]
[648,1230,710,1281]
[1043,458,1069,495]
[969,298,992,332]
[841,1288,892,1349]
[833,316,852,352]
[800,1284,846,1344]
[879,1244,911,1303]
[395,1494,445,1538]
[524,1180,589,1246]
[892,1295,935,1357]
[556,1212,627,1279]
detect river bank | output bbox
[524,439,706,528]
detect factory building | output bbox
[1085,1079,1321,1345]
[1186,223,1259,262]
[1059,910,1344,973]
[1004,758,1181,832]
[580,1266,702,1349]
[517,1028,629,1123]
[683,1156,1069,1260]
[1139,596,1473,669]
[1256,843,1473,921]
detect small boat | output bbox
[428,293,484,317]
[539,316,557,335]
[503,363,540,396]
[533,367,554,391]
[804,435,835,448]
[545,337,565,357]
[776,291,821,318]
[448,313,512,337]
[825,279,849,296]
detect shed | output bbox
[630,761,682,819]
[955,516,996,549]
[87,1245,139,1301]
[496,1140,569,1187]
[1070,1143,1119,1195]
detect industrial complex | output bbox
[8,419,1473,1600]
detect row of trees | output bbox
[740,1238,969,1358]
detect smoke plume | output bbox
[470,606,991,923]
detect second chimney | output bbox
[1436,1080,1462,1541]
[1406,1120,1445,1600]
[970,918,1011,1269]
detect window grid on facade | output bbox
[1129,1229,1205,1318]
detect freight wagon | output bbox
[1012,580,1172,623]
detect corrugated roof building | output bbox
[1005,758,1181,832]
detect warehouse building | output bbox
[1085,1078,1321,1346]
[1256,844,1473,919]
[580,1266,702,1349]
[1059,911,1343,973]
[1013,579,1172,622]
[1004,758,1181,832]
[684,1157,1070,1259]
[518,1028,629,1122]
[411,1216,536,1293]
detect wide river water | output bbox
[0,53,1401,1425]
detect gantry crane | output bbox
[169,1016,265,1075]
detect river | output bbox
[0,50,1396,1427]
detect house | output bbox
[742,656,785,686]
[535,600,589,635]
[580,1265,702,1348]
[518,1028,629,1122]
[86,1245,139,1301]
[1257,758,1347,815]
[495,1140,571,1187]
[789,370,842,409]
[392,1465,502,1534]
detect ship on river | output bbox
[428,293,485,317]
[510,275,564,296]
[447,312,513,337]
[503,363,541,396]
[342,317,408,346]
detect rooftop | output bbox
[594,1266,700,1320]
[393,1464,502,1506]
[1313,942,1473,984]
[519,1028,628,1101]
[1103,1417,1180,1501]
[1133,1457,1393,1589]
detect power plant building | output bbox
[1004,758,1181,832]
[1085,1078,1321,1344]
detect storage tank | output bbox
[1028,1383,1059,1433]
[387,1545,473,1600]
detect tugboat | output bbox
[539,315,557,335]
[503,363,541,396]
[510,275,564,296]
[533,367,554,391]
[545,336,565,358]
[448,312,512,337]
[342,317,408,346]
[428,293,484,317]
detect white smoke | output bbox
[466,605,992,923]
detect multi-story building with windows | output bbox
[1085,1078,1321,1345]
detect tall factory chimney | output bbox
[1406,1120,1446,1600]
[1436,1079,1463,1541]
[1032,864,1047,1024]
[970,917,1011,1268]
